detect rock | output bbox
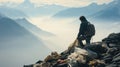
[84,43,108,59]
[86,49,98,59]
[44,51,61,62]
[88,59,105,67]
[33,64,41,67]
[24,33,120,67]
[53,63,69,67]
[113,52,120,59]
[104,58,112,64]
[36,60,43,64]
[108,48,119,56]
[112,56,120,63]
[67,47,89,67]
[106,63,120,67]
[24,64,33,67]
[60,52,69,60]
[102,33,120,48]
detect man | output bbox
[77,16,95,48]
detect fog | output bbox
[29,16,120,52]
[0,37,51,67]
[0,16,119,67]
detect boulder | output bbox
[102,33,120,48]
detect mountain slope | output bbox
[0,15,51,67]
[17,4,67,16]
[92,0,120,21]
[15,18,54,37]
[16,0,67,16]
[0,0,67,17]
[0,15,51,51]
[0,7,27,18]
[53,0,120,21]
[53,3,106,18]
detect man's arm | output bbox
[77,24,83,39]
[77,22,88,39]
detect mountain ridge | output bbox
[91,0,120,21]
[15,18,54,37]
[0,7,27,18]
[53,0,120,21]
[53,3,106,18]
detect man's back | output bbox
[84,22,95,37]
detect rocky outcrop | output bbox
[24,33,120,67]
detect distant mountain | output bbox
[0,7,27,18]
[36,5,67,16]
[53,3,106,18]
[17,0,34,8]
[15,18,54,37]
[15,0,67,16]
[0,0,67,17]
[0,14,51,67]
[0,13,6,18]
[16,5,67,16]
[53,0,120,22]
[0,15,50,52]
[91,0,120,21]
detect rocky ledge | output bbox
[24,33,120,67]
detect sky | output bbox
[0,0,113,7]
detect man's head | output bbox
[79,16,87,22]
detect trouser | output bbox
[78,36,92,48]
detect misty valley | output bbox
[0,0,120,67]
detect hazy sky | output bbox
[0,0,113,7]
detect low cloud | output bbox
[30,0,113,7]
[0,0,24,4]
[0,0,113,7]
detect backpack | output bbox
[85,22,95,36]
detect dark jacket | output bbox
[77,21,89,38]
